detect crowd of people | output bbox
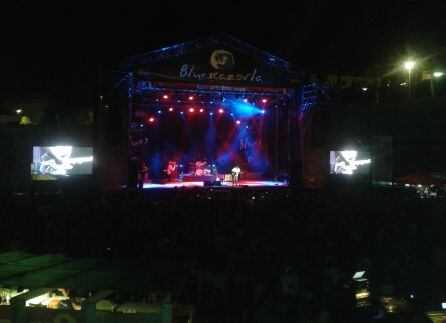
[1,186,444,322]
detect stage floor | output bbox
[141,180,288,189]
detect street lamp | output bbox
[431,72,443,97]
[16,109,22,115]
[404,61,415,101]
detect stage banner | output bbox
[129,109,151,161]
[239,118,265,172]
[133,45,297,88]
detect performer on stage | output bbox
[167,161,178,181]
[231,165,241,186]
[138,162,149,189]
[211,164,218,181]
[195,160,206,176]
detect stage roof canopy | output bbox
[121,33,309,88]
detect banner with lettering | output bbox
[135,45,296,88]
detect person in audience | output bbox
[3,187,438,322]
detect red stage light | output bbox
[149,117,155,123]
[189,108,194,113]
[168,107,174,112]
[236,120,241,125]
[199,108,204,113]
[188,96,194,101]
[262,98,267,103]
[163,95,169,99]
[218,108,224,114]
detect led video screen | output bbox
[330,150,371,175]
[32,146,93,176]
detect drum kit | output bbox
[165,160,213,178]
[189,161,211,176]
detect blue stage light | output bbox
[221,98,264,116]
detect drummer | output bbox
[195,160,204,176]
[194,158,209,176]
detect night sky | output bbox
[2,1,445,100]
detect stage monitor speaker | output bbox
[204,181,222,187]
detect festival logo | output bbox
[178,49,263,83]
[210,50,235,71]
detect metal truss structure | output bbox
[300,82,330,135]
[121,33,308,79]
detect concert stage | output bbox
[100,34,320,190]
[140,180,288,190]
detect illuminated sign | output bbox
[179,65,263,83]
[178,49,264,83]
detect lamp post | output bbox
[431,72,443,97]
[404,61,415,101]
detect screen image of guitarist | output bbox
[330,150,371,175]
[32,146,93,176]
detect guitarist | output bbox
[138,162,149,189]
[166,161,178,182]
[231,165,241,186]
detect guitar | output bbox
[231,168,242,178]
[39,156,93,175]
[166,164,177,175]
[335,159,371,174]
